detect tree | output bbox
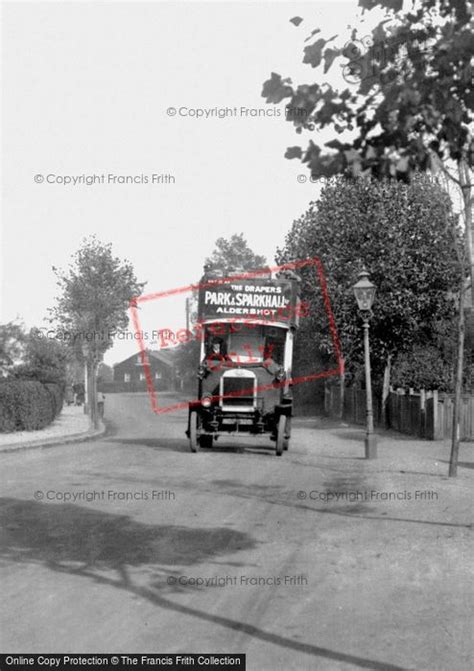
[0,323,69,385]
[262,0,473,475]
[205,233,267,275]
[97,362,113,385]
[0,322,26,376]
[50,237,145,426]
[12,328,68,385]
[262,1,472,187]
[174,339,201,392]
[277,175,461,418]
[390,343,456,392]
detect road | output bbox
[1,392,473,670]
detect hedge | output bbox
[0,380,64,432]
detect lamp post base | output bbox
[365,433,377,459]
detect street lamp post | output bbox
[353,269,377,459]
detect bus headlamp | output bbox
[201,395,212,408]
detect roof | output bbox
[113,349,176,369]
[148,349,177,367]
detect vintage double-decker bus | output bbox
[186,267,302,456]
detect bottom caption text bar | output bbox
[0,655,246,670]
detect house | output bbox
[112,349,176,391]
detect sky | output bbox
[1,0,383,366]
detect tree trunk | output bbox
[449,291,465,477]
[461,160,473,296]
[382,354,392,429]
[91,359,99,430]
[86,358,99,429]
[83,360,89,414]
[449,160,473,477]
[86,360,93,421]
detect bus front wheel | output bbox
[189,412,200,453]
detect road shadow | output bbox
[106,437,268,455]
[206,443,278,456]
[322,473,368,489]
[209,480,472,530]
[0,496,410,670]
[107,437,189,453]
[438,459,474,470]
[313,455,368,461]
[57,563,410,670]
[458,461,474,469]
[329,429,422,443]
[0,497,256,572]
[107,435,283,457]
[329,429,367,441]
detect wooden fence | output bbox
[324,383,474,441]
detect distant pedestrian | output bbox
[73,383,85,405]
[65,385,74,406]
[97,392,106,418]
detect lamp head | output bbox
[353,268,376,311]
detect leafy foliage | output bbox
[276,175,461,386]
[391,346,452,392]
[12,328,68,385]
[204,233,267,276]
[264,0,471,469]
[50,237,145,361]
[0,322,26,375]
[97,362,113,384]
[290,17,304,27]
[262,0,473,181]
[174,339,201,391]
